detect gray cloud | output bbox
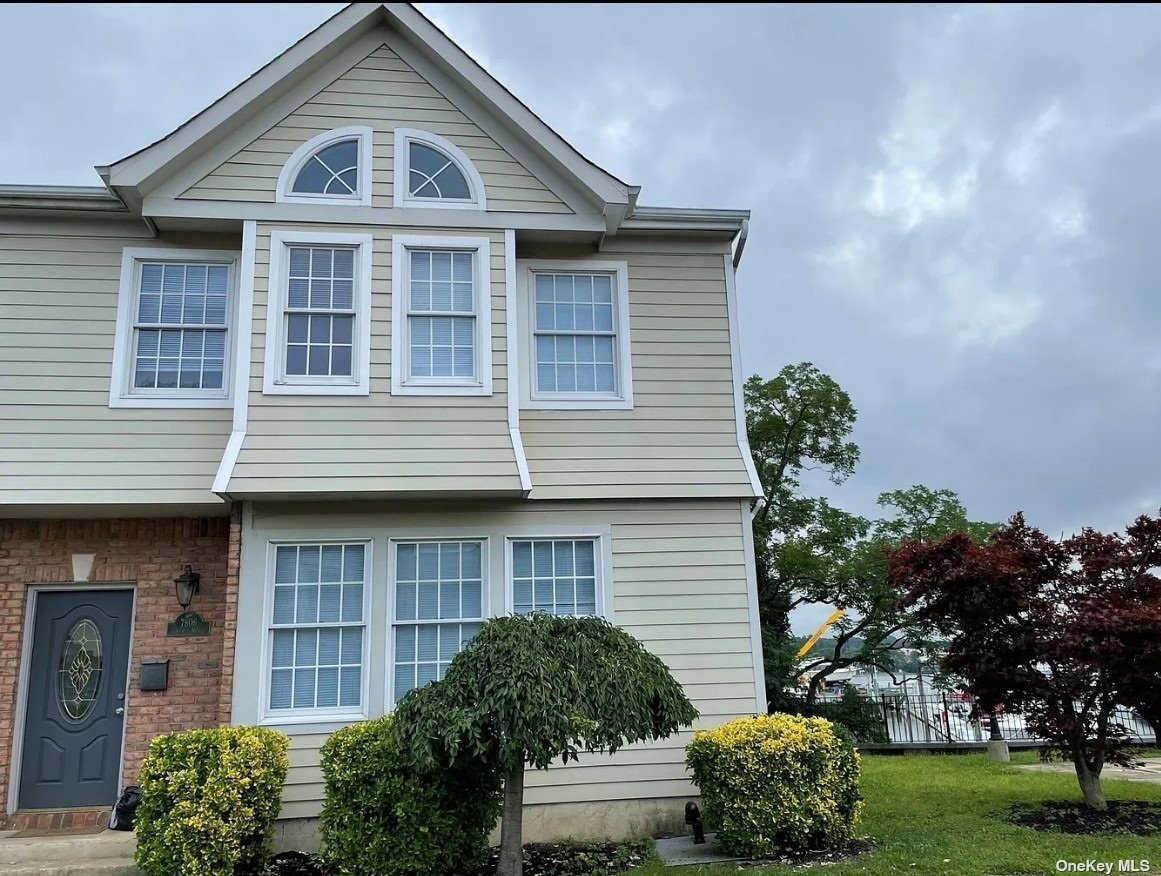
[3,4,1160,632]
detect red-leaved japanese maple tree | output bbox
[889,511,1161,809]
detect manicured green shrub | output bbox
[685,713,862,857]
[319,715,502,876]
[134,725,289,876]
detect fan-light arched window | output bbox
[393,128,487,210]
[276,127,373,206]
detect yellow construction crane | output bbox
[795,608,845,660]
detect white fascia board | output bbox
[141,196,607,233]
[105,3,385,189]
[384,3,631,208]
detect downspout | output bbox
[732,217,749,270]
[213,219,256,496]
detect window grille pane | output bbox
[268,543,367,713]
[133,261,230,392]
[392,541,484,703]
[283,246,358,380]
[292,139,360,196]
[408,143,471,199]
[510,539,599,618]
[531,272,618,395]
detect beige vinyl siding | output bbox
[227,223,522,496]
[181,44,571,214]
[234,498,758,818]
[0,227,234,511]
[519,238,755,500]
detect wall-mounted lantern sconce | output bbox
[173,565,201,609]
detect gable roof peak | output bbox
[103,3,633,224]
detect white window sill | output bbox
[109,395,233,409]
[393,381,491,397]
[524,395,633,411]
[263,382,369,396]
[259,709,368,729]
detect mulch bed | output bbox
[1006,801,1161,835]
[261,840,656,876]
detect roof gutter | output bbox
[620,205,750,234]
[0,184,126,213]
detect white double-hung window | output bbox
[390,540,486,705]
[391,235,492,395]
[518,260,632,410]
[266,542,370,721]
[264,231,373,395]
[110,248,239,408]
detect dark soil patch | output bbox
[260,839,656,876]
[726,837,876,868]
[465,840,655,875]
[1006,800,1161,835]
[262,851,325,876]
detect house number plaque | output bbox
[167,611,211,637]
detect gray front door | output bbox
[19,590,132,809]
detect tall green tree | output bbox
[744,363,860,706]
[792,486,1000,702]
[392,615,697,876]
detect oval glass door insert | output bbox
[58,618,103,722]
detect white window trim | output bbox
[109,246,241,409]
[393,128,487,211]
[391,234,493,396]
[258,539,373,725]
[263,230,373,396]
[386,536,491,708]
[516,259,633,410]
[503,531,614,621]
[275,127,373,207]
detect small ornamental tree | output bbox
[392,614,698,876]
[890,511,1161,809]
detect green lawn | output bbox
[636,753,1161,876]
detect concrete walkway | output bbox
[1017,757,1161,785]
[0,829,138,875]
[655,833,745,867]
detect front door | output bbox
[19,589,133,809]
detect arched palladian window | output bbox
[276,127,373,206]
[393,128,487,210]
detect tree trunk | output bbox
[497,763,525,876]
[1073,754,1107,810]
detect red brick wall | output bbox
[0,516,236,810]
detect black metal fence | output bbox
[820,692,1157,746]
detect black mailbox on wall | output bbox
[139,659,169,691]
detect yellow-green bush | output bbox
[320,715,502,876]
[134,726,289,876]
[685,713,862,856]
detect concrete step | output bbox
[0,829,135,867]
[0,860,139,876]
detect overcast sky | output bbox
[3,4,1159,632]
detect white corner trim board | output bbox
[504,229,533,494]
[723,253,763,497]
[214,220,257,495]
